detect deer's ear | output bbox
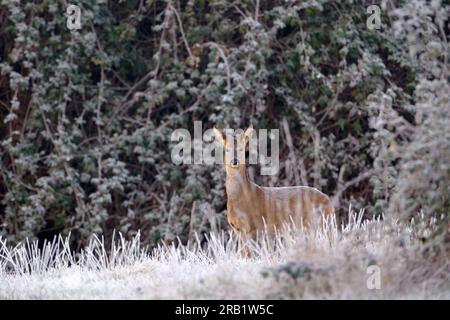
[244,125,254,144]
[213,127,225,145]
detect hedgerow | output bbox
[0,0,448,249]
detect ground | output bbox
[0,209,448,299]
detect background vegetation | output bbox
[0,0,448,251]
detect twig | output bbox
[332,168,377,209]
[168,2,194,60]
[201,42,232,94]
[281,117,301,186]
[312,129,321,187]
[187,201,196,248]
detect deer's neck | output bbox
[225,167,254,202]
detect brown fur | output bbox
[214,126,334,238]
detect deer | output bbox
[213,125,335,240]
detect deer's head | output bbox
[213,125,253,175]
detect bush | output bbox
[0,0,448,249]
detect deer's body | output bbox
[226,167,334,236]
[214,125,334,237]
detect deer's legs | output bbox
[236,232,253,259]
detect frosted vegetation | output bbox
[0,0,448,249]
[0,0,448,299]
[1,209,448,299]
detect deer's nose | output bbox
[231,158,239,166]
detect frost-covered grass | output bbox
[0,209,448,299]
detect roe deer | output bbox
[213,125,334,238]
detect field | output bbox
[1,209,448,300]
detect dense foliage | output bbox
[0,0,448,248]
